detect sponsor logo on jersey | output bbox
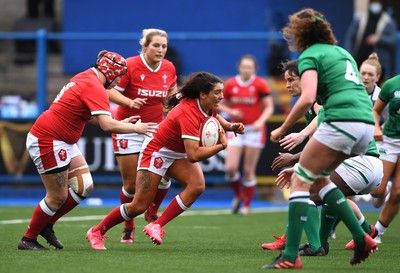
[140,74,145,81]
[394,90,400,98]
[138,89,168,97]
[231,97,257,104]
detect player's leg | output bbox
[374,160,400,241]
[19,136,71,250]
[116,153,139,243]
[86,170,161,250]
[370,159,395,208]
[145,175,171,222]
[41,150,91,249]
[155,159,205,227]
[144,160,205,245]
[225,132,244,213]
[241,146,262,215]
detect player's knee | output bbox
[294,163,318,184]
[189,180,206,196]
[126,201,148,216]
[225,171,240,182]
[390,188,400,202]
[68,165,93,198]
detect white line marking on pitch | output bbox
[0,207,287,225]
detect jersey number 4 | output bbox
[345,60,360,85]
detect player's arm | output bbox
[167,84,178,97]
[183,132,227,163]
[215,114,244,135]
[107,88,132,107]
[94,114,158,136]
[107,88,147,109]
[253,95,274,131]
[271,152,301,171]
[219,101,243,120]
[372,97,386,142]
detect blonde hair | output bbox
[139,28,168,53]
[361,52,382,78]
[282,8,337,53]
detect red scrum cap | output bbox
[96,51,128,87]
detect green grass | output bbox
[0,207,399,273]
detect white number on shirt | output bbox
[53,82,76,103]
[345,60,360,85]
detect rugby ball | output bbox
[200,116,221,147]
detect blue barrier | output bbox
[2,29,399,115]
[1,29,400,115]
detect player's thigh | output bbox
[225,145,243,170]
[390,160,400,195]
[167,159,205,187]
[69,145,87,169]
[300,137,348,174]
[116,153,139,180]
[243,146,262,172]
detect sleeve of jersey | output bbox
[223,80,232,100]
[114,72,130,92]
[81,86,111,117]
[180,110,200,142]
[378,80,393,104]
[258,77,271,95]
[298,54,318,77]
[169,64,178,89]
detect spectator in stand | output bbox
[344,0,397,83]
[219,55,274,216]
[27,0,54,19]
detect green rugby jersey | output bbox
[299,44,374,124]
[379,75,400,139]
[304,101,318,125]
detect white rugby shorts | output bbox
[335,155,382,194]
[26,133,81,174]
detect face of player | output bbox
[284,70,301,96]
[144,35,168,67]
[106,75,123,89]
[238,58,256,81]
[360,63,380,94]
[200,83,224,113]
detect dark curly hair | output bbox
[282,8,337,53]
[164,72,223,110]
[280,59,299,77]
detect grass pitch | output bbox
[0,206,398,273]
